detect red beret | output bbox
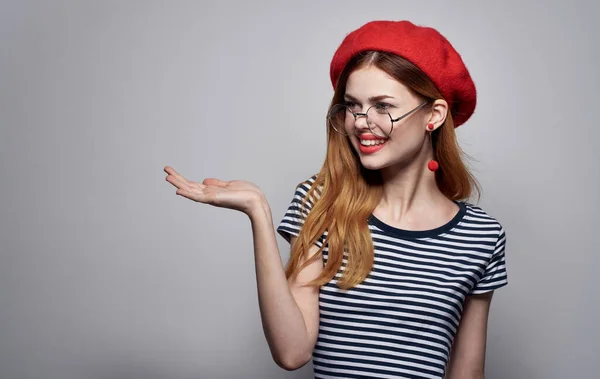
[330,20,477,127]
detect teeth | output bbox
[360,139,387,146]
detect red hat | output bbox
[330,20,477,127]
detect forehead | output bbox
[345,66,411,99]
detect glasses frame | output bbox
[328,100,430,137]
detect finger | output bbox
[176,186,211,203]
[166,174,188,190]
[176,188,194,200]
[164,166,178,175]
[202,178,229,187]
[176,189,203,202]
[164,166,191,185]
[164,166,195,190]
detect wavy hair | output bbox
[285,51,480,289]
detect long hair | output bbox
[285,51,480,289]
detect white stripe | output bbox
[317,316,451,355]
[319,295,459,335]
[312,356,442,379]
[314,345,445,373]
[320,285,463,319]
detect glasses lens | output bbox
[366,106,393,137]
[327,104,354,136]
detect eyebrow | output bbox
[343,94,396,102]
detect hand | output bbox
[164,166,266,215]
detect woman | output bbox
[165,20,507,379]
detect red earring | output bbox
[427,124,438,171]
[428,160,439,172]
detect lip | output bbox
[358,134,388,141]
[357,134,388,154]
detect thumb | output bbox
[203,178,229,187]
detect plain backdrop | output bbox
[1,1,599,378]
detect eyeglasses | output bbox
[327,101,430,137]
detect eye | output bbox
[344,100,360,110]
[375,102,393,110]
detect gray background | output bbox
[1,1,598,378]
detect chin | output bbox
[358,152,415,173]
[358,155,387,171]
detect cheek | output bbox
[388,127,425,152]
[344,118,355,133]
[345,134,357,147]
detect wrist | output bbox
[247,193,271,221]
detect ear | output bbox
[426,99,449,131]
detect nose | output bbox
[353,112,369,131]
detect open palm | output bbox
[164,166,264,214]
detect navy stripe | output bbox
[317,321,451,355]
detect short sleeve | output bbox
[276,178,325,248]
[471,228,508,295]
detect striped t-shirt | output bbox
[277,177,508,379]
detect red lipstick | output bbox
[357,134,388,154]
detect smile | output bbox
[360,139,387,146]
[357,134,388,154]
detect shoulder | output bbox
[294,174,319,192]
[461,202,506,240]
[291,174,322,204]
[278,174,325,243]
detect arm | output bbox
[445,292,494,379]
[163,167,321,371]
[249,200,322,370]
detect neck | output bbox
[376,143,453,225]
[379,162,444,213]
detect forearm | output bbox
[446,372,484,379]
[445,367,484,379]
[248,200,312,369]
[445,347,485,379]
